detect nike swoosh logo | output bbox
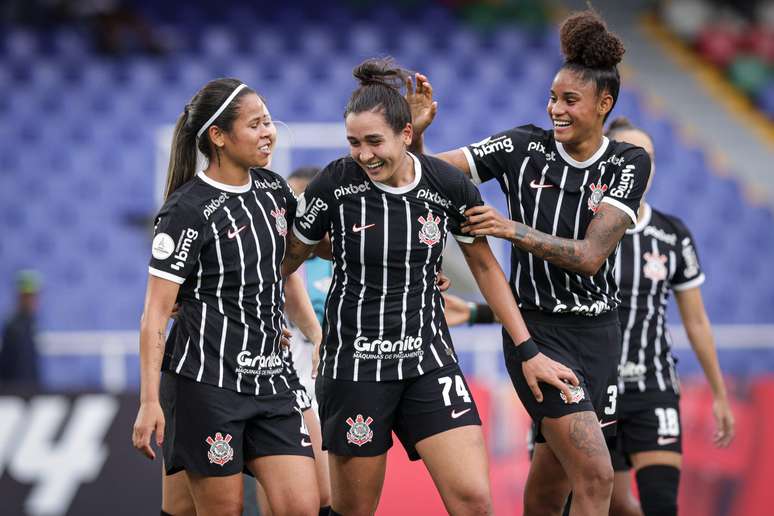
[599,420,617,429]
[228,225,247,239]
[657,437,678,446]
[530,180,553,189]
[451,408,472,419]
[301,439,312,447]
[352,223,375,233]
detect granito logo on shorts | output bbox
[346,414,374,446]
[334,181,370,199]
[470,135,514,157]
[205,432,234,466]
[203,192,229,220]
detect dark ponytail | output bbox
[164,78,255,199]
[559,9,625,121]
[344,58,412,134]
[605,116,637,137]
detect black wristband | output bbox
[515,337,539,361]
[467,302,478,325]
[475,304,495,324]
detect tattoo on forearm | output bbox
[512,223,585,269]
[568,411,607,458]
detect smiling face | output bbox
[345,109,412,185]
[211,92,277,169]
[547,68,613,147]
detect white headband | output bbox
[196,83,248,139]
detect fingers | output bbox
[558,368,579,386]
[132,426,156,460]
[156,418,165,447]
[527,380,543,403]
[464,205,490,218]
[405,75,414,96]
[282,327,293,339]
[280,327,293,348]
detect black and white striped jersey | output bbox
[149,169,297,395]
[463,125,651,316]
[293,153,482,382]
[615,204,705,394]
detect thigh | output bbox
[161,468,196,516]
[248,455,319,516]
[541,410,612,481]
[415,426,491,507]
[304,408,331,505]
[329,453,388,515]
[524,443,571,516]
[316,375,402,458]
[162,373,248,477]
[395,363,481,460]
[187,472,244,516]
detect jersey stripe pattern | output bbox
[463,125,651,316]
[615,204,705,394]
[293,153,483,382]
[149,169,297,395]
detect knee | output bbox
[575,461,614,500]
[452,484,492,515]
[275,494,319,516]
[199,500,243,516]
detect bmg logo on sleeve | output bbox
[170,228,200,271]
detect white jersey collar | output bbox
[197,170,252,193]
[556,136,609,169]
[370,152,422,194]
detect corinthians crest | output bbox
[271,207,287,236]
[560,385,586,404]
[418,210,441,246]
[346,414,374,446]
[643,250,668,282]
[205,432,234,466]
[587,183,608,214]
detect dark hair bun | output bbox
[560,10,625,69]
[352,57,409,90]
[607,116,635,132]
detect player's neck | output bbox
[203,161,251,188]
[381,152,414,188]
[561,134,604,164]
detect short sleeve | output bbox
[292,167,335,245]
[280,177,298,228]
[462,127,523,186]
[671,219,705,291]
[448,173,484,244]
[148,198,207,284]
[601,149,652,225]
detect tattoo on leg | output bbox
[568,412,605,458]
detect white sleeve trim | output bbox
[453,234,476,244]
[601,197,637,225]
[292,224,321,246]
[461,147,481,186]
[148,267,186,285]
[673,273,706,292]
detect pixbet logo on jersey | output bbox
[203,192,229,220]
[254,178,282,190]
[169,228,200,271]
[417,189,451,208]
[527,140,556,161]
[334,181,370,199]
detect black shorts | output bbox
[611,390,682,471]
[503,310,621,443]
[315,363,481,461]
[160,372,314,477]
[283,348,313,413]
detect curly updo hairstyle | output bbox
[559,9,625,121]
[345,57,412,134]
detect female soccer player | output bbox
[282,58,578,516]
[131,78,319,516]
[604,117,734,516]
[408,10,652,515]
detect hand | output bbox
[311,338,321,380]
[280,326,293,349]
[462,205,516,239]
[437,270,451,292]
[169,303,181,320]
[406,72,437,136]
[442,293,472,327]
[712,397,735,447]
[521,352,580,403]
[132,401,165,460]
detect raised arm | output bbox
[675,287,734,447]
[132,275,179,460]
[462,202,631,277]
[458,237,579,402]
[405,72,472,177]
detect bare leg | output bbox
[161,468,196,516]
[305,409,332,508]
[187,473,244,516]
[524,442,571,516]
[328,453,388,516]
[248,455,319,516]
[415,425,492,515]
[609,471,643,516]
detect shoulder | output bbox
[608,140,650,166]
[655,209,693,239]
[421,153,469,180]
[157,186,207,222]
